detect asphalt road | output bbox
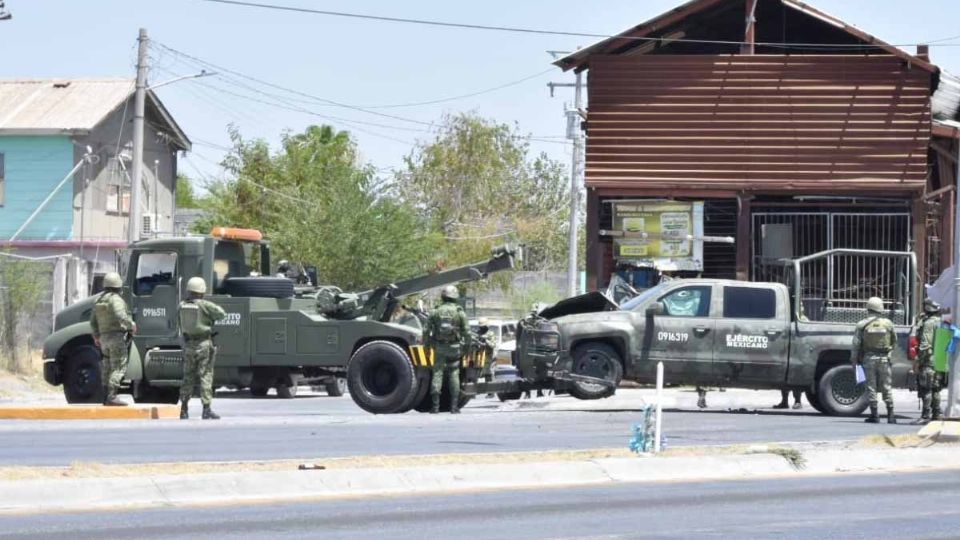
[3,471,958,539]
[0,388,926,466]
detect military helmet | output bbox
[186,277,207,294]
[866,296,885,314]
[441,285,459,300]
[478,317,490,326]
[924,298,941,314]
[103,272,122,289]
[277,259,290,269]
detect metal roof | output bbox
[554,0,937,74]
[0,78,191,150]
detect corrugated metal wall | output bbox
[585,55,930,192]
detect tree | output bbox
[0,255,46,373]
[201,125,439,290]
[396,113,570,273]
[175,174,202,209]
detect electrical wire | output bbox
[193,0,960,50]
[359,68,556,109]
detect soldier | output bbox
[425,285,469,414]
[89,272,136,406]
[696,386,708,409]
[914,298,943,423]
[475,318,499,379]
[852,296,898,424]
[774,388,802,410]
[178,277,226,420]
[276,260,292,279]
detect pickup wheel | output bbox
[62,345,104,404]
[816,365,869,416]
[347,341,417,414]
[568,343,623,400]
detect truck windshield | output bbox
[619,282,670,312]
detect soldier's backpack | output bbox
[179,301,209,339]
[863,317,894,353]
[434,306,460,344]
[93,292,116,329]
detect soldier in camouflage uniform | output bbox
[425,285,469,414]
[914,298,943,422]
[852,296,898,424]
[89,272,136,406]
[476,318,499,379]
[178,277,227,420]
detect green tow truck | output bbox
[41,228,540,413]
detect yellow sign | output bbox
[609,201,704,271]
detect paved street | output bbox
[0,388,925,466]
[3,470,958,539]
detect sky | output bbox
[2,0,960,191]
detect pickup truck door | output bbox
[713,285,789,384]
[641,284,716,380]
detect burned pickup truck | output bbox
[515,250,919,416]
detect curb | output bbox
[0,446,958,514]
[0,405,179,420]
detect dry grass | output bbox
[0,351,57,399]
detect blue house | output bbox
[0,78,191,293]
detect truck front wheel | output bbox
[569,343,623,400]
[347,341,417,414]
[62,345,104,404]
[816,364,869,416]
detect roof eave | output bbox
[146,91,192,152]
[0,128,90,137]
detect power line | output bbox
[194,0,960,50]
[359,68,555,109]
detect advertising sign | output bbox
[608,200,705,272]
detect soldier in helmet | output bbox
[852,296,898,424]
[275,260,292,278]
[475,317,499,379]
[914,298,943,422]
[89,272,136,406]
[425,285,469,414]
[178,277,227,420]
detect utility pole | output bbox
[128,28,148,243]
[548,50,584,297]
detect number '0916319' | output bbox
[657,331,688,343]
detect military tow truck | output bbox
[514,249,921,417]
[41,228,524,413]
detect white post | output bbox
[654,360,664,453]
[566,71,583,298]
[947,139,960,419]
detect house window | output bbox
[106,184,130,215]
[0,152,5,206]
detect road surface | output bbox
[2,471,957,539]
[0,388,924,466]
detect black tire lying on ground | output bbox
[222,277,294,299]
[347,341,418,414]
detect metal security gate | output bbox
[752,212,912,322]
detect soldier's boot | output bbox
[179,401,189,420]
[920,407,931,421]
[450,391,461,415]
[430,394,440,414]
[932,408,942,421]
[697,395,707,409]
[201,405,220,420]
[864,405,880,423]
[103,396,127,407]
[886,405,896,424]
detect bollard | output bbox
[654,360,664,453]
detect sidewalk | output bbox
[1,437,957,514]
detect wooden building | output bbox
[555,0,959,297]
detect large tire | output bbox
[249,384,269,397]
[222,277,294,299]
[325,378,346,397]
[568,342,623,400]
[63,345,104,404]
[816,364,869,416]
[347,341,417,414]
[805,388,825,414]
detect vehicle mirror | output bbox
[646,302,665,317]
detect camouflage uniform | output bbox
[89,291,135,402]
[425,299,468,413]
[852,314,896,420]
[178,298,227,407]
[915,311,944,420]
[477,328,499,377]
